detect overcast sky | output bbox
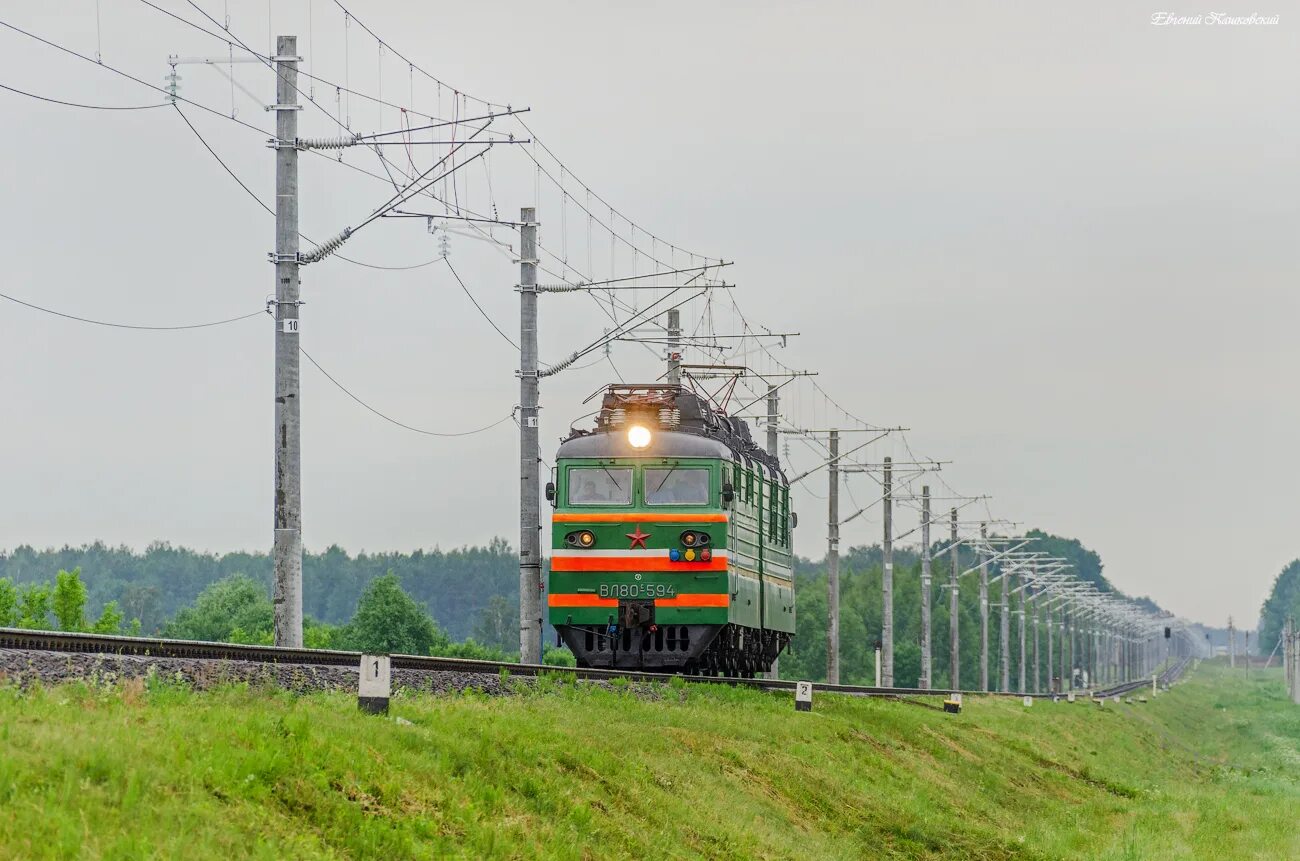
[1,1,1296,627]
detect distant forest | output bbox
[1258,559,1300,655]
[0,540,517,642]
[1,527,1183,681]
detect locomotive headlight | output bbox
[627,425,652,449]
[565,530,597,548]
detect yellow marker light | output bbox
[579,531,594,547]
[684,548,697,562]
[627,425,652,448]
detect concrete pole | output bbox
[1092,625,1100,688]
[919,487,932,689]
[1285,617,1293,701]
[1109,626,1115,682]
[882,456,894,687]
[1046,601,1054,693]
[1061,608,1070,690]
[765,385,779,680]
[1284,631,1293,695]
[1290,618,1300,705]
[979,523,989,692]
[272,36,303,648]
[999,564,1011,692]
[518,207,542,664]
[826,430,840,684]
[1017,572,1026,694]
[765,386,779,462]
[1067,607,1075,691]
[1119,629,1125,683]
[1031,590,1040,694]
[666,308,682,385]
[949,508,960,690]
[1228,616,1236,669]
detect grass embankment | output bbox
[0,663,1296,860]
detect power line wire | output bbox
[172,104,442,271]
[0,17,267,136]
[328,0,504,112]
[443,257,517,350]
[300,346,513,437]
[0,81,167,110]
[0,291,265,331]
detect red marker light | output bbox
[700,548,712,562]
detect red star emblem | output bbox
[626,526,650,549]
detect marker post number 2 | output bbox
[795,680,813,712]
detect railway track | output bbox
[0,627,1189,703]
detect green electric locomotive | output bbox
[546,384,795,675]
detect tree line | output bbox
[779,528,1161,686]
[0,540,519,641]
[2,528,1158,681]
[1258,559,1300,655]
[0,568,135,635]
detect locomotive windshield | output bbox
[567,467,632,505]
[644,467,710,505]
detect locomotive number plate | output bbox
[598,583,677,599]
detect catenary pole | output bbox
[919,486,932,689]
[1031,588,1040,693]
[1046,598,1055,693]
[1017,570,1026,694]
[882,456,895,687]
[1000,559,1011,691]
[666,308,681,385]
[765,386,779,463]
[1067,606,1075,691]
[979,522,989,691]
[518,207,542,664]
[949,507,960,690]
[765,384,779,679]
[826,430,840,684]
[272,35,303,648]
[1228,616,1236,669]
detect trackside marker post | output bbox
[1023,696,1032,707]
[359,654,391,715]
[943,692,961,714]
[795,680,813,712]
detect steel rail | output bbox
[0,627,1188,702]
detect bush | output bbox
[17,583,52,630]
[52,568,88,632]
[0,579,17,627]
[163,574,273,642]
[441,639,514,662]
[338,573,449,656]
[543,646,577,667]
[90,600,125,635]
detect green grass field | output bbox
[0,662,1296,860]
